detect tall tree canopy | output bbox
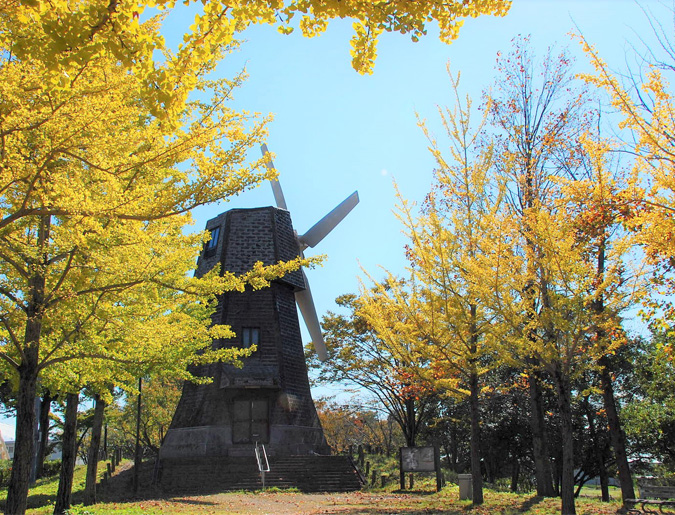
[0,12,309,514]
[579,28,675,342]
[358,68,502,505]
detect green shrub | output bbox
[445,469,458,486]
[41,459,62,478]
[0,458,62,487]
[0,460,10,487]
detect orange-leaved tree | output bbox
[309,293,437,449]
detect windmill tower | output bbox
[159,146,359,460]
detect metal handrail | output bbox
[255,441,270,490]
[347,454,368,486]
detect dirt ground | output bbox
[91,460,449,514]
[114,491,448,515]
[93,489,622,515]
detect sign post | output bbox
[399,446,442,492]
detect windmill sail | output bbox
[295,270,328,361]
[260,145,359,362]
[299,191,359,250]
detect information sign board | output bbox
[400,446,436,472]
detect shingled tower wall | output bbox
[159,207,329,459]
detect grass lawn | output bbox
[0,464,625,514]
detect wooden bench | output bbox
[626,479,675,514]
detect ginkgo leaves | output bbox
[5,0,511,122]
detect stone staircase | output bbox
[157,454,365,494]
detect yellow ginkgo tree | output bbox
[479,130,639,515]
[486,38,592,504]
[555,132,642,506]
[574,27,675,506]
[579,33,675,337]
[0,15,310,515]
[359,69,503,506]
[37,272,261,512]
[480,194,626,515]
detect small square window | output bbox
[242,327,260,348]
[205,227,220,251]
[203,227,220,257]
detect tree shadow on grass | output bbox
[453,495,548,514]
[0,491,63,511]
[20,493,55,510]
[517,495,546,513]
[392,489,438,496]
[165,497,218,506]
[0,477,61,511]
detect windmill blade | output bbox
[298,191,359,249]
[260,144,288,210]
[295,270,328,361]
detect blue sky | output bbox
[2,0,667,439]
[190,5,657,326]
[181,0,663,400]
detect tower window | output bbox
[203,227,220,257]
[242,327,260,348]
[206,227,220,250]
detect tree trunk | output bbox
[54,392,79,515]
[103,424,108,459]
[528,370,555,497]
[36,391,53,479]
[84,395,106,505]
[447,427,459,471]
[5,215,51,515]
[133,378,143,494]
[592,239,635,503]
[469,371,484,505]
[583,394,610,502]
[511,459,520,492]
[554,366,576,515]
[599,358,635,502]
[5,355,39,515]
[404,397,416,447]
[599,459,610,503]
[6,216,51,515]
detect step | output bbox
[157,454,365,494]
